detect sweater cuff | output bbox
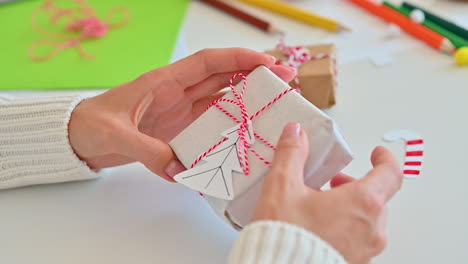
[0,94,100,189]
[229,221,347,264]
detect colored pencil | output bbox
[347,0,455,53]
[403,1,468,41]
[236,0,350,32]
[384,1,468,49]
[201,0,282,34]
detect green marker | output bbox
[403,1,468,41]
[383,1,468,49]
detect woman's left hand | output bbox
[68,48,296,181]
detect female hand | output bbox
[252,123,403,264]
[68,48,296,181]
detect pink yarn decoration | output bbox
[67,18,109,38]
[29,0,131,61]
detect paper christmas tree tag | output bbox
[174,122,254,200]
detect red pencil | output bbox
[200,0,283,34]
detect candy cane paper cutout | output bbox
[383,130,424,179]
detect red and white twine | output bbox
[275,39,338,91]
[190,74,297,176]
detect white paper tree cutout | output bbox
[174,123,255,200]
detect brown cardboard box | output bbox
[266,44,337,109]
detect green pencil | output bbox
[383,1,468,49]
[403,1,468,41]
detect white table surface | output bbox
[1,0,468,263]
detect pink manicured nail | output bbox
[165,160,186,178]
[277,64,296,76]
[269,55,277,64]
[282,122,301,137]
[288,66,297,75]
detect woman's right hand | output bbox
[252,123,403,264]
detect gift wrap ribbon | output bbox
[191,73,297,176]
[275,39,339,92]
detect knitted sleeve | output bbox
[229,221,347,264]
[0,94,99,189]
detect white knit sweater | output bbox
[0,94,346,264]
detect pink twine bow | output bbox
[29,0,130,61]
[67,17,109,38]
[191,73,297,176]
[275,39,338,91]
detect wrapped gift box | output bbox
[266,44,337,109]
[169,66,352,228]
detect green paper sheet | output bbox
[0,0,189,90]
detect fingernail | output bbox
[288,66,297,76]
[277,64,296,76]
[269,55,277,64]
[165,160,186,178]
[282,122,301,137]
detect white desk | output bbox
[1,0,468,263]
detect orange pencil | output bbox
[348,0,455,53]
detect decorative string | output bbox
[191,73,297,176]
[275,38,338,91]
[29,0,131,61]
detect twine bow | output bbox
[29,0,131,61]
[275,39,338,91]
[191,73,297,176]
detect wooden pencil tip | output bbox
[268,25,285,35]
[338,24,352,32]
[440,38,456,54]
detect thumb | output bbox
[122,131,186,182]
[360,146,403,202]
[265,122,309,187]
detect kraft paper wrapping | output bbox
[169,66,352,228]
[266,44,337,109]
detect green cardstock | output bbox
[0,0,189,90]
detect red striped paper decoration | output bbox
[384,130,424,179]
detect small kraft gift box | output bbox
[266,44,337,109]
[169,66,352,228]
